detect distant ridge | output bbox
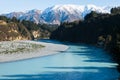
[2,4,112,24]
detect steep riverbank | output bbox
[0,40,68,63]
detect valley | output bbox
[0,4,120,80]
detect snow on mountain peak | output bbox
[26,9,42,14]
[2,4,113,24]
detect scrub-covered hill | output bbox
[0,16,57,41]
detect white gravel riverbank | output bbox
[0,40,68,63]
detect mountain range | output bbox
[2,4,112,24]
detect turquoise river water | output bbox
[0,40,120,80]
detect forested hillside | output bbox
[50,7,120,69]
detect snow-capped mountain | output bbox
[19,9,42,24]
[4,9,42,24]
[2,4,112,24]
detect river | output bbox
[0,40,120,80]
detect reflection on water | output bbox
[0,40,120,80]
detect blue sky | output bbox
[0,0,120,14]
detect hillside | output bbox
[0,20,32,41]
[0,16,54,41]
